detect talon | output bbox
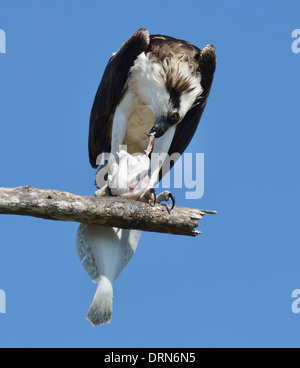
[150,188,156,206]
[137,188,156,206]
[156,190,175,212]
[169,192,175,211]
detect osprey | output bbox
[76,28,216,325]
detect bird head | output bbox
[147,57,203,138]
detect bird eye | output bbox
[170,112,179,120]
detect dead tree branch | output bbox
[0,186,216,237]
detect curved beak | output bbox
[149,118,168,139]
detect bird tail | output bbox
[86,275,113,326]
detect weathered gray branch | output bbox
[0,186,216,237]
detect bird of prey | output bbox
[76,28,216,326]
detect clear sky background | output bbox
[0,0,300,348]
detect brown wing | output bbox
[89,28,150,168]
[161,44,217,176]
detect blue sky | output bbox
[0,0,300,348]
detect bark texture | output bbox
[0,186,216,237]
